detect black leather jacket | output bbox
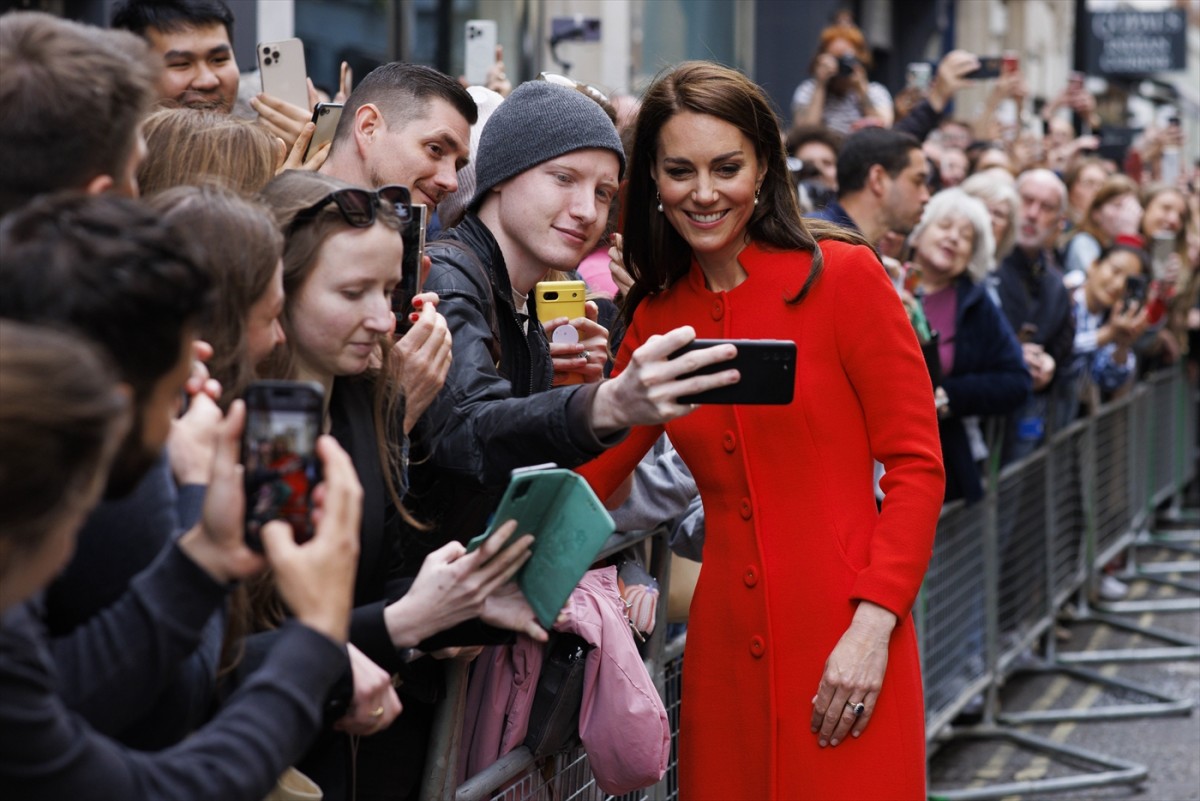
[399,215,624,571]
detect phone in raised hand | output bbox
[241,380,324,552]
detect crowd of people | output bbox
[0,2,1196,800]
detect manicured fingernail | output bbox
[830,738,840,747]
[852,731,861,738]
[409,313,420,322]
[412,298,424,308]
[818,739,828,748]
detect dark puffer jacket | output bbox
[399,214,624,572]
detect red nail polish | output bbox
[412,298,424,308]
[409,313,420,323]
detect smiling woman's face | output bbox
[914,213,975,281]
[653,111,765,274]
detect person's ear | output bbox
[83,174,115,196]
[866,163,888,197]
[354,103,384,156]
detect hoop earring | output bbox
[656,192,663,213]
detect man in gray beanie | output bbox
[401,80,737,576]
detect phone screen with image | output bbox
[242,381,323,552]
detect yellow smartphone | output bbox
[534,280,586,325]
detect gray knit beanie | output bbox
[470,80,625,209]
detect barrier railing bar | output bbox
[998,664,1195,724]
[927,728,1148,801]
[455,746,536,801]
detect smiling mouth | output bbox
[685,210,728,224]
[554,227,588,244]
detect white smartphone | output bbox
[464,20,497,86]
[304,102,342,161]
[257,38,309,111]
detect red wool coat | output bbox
[579,240,944,800]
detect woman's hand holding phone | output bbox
[546,301,609,385]
[277,121,330,174]
[590,325,739,434]
[259,434,363,645]
[394,291,452,433]
[382,519,541,647]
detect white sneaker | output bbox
[1097,575,1129,601]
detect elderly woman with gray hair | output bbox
[959,168,1020,264]
[908,188,1031,502]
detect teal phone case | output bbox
[470,466,615,628]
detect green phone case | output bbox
[470,466,615,628]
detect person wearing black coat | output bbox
[909,189,1031,503]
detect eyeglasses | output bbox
[289,185,412,232]
[537,72,611,107]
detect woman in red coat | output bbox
[578,62,945,799]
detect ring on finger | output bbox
[370,705,385,718]
[845,701,865,717]
[581,349,591,361]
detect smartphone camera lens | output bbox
[272,50,280,60]
[543,291,560,301]
[263,57,273,65]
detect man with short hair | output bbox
[994,168,1076,461]
[111,0,238,113]
[410,80,735,564]
[321,62,476,210]
[112,0,316,148]
[0,11,158,215]
[808,127,931,248]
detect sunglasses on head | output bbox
[537,72,611,106]
[289,185,412,232]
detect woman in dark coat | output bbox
[907,188,1030,502]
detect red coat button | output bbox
[739,498,753,520]
[749,635,766,658]
[743,565,759,587]
[722,431,736,452]
[711,300,723,320]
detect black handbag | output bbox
[523,632,592,759]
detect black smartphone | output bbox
[392,203,427,336]
[1124,274,1147,307]
[669,339,796,405]
[241,380,324,552]
[966,55,1003,80]
[304,102,343,161]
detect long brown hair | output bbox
[148,184,283,408]
[139,107,278,196]
[257,170,413,523]
[622,61,859,325]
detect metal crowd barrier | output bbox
[417,367,1197,801]
[928,365,1199,801]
